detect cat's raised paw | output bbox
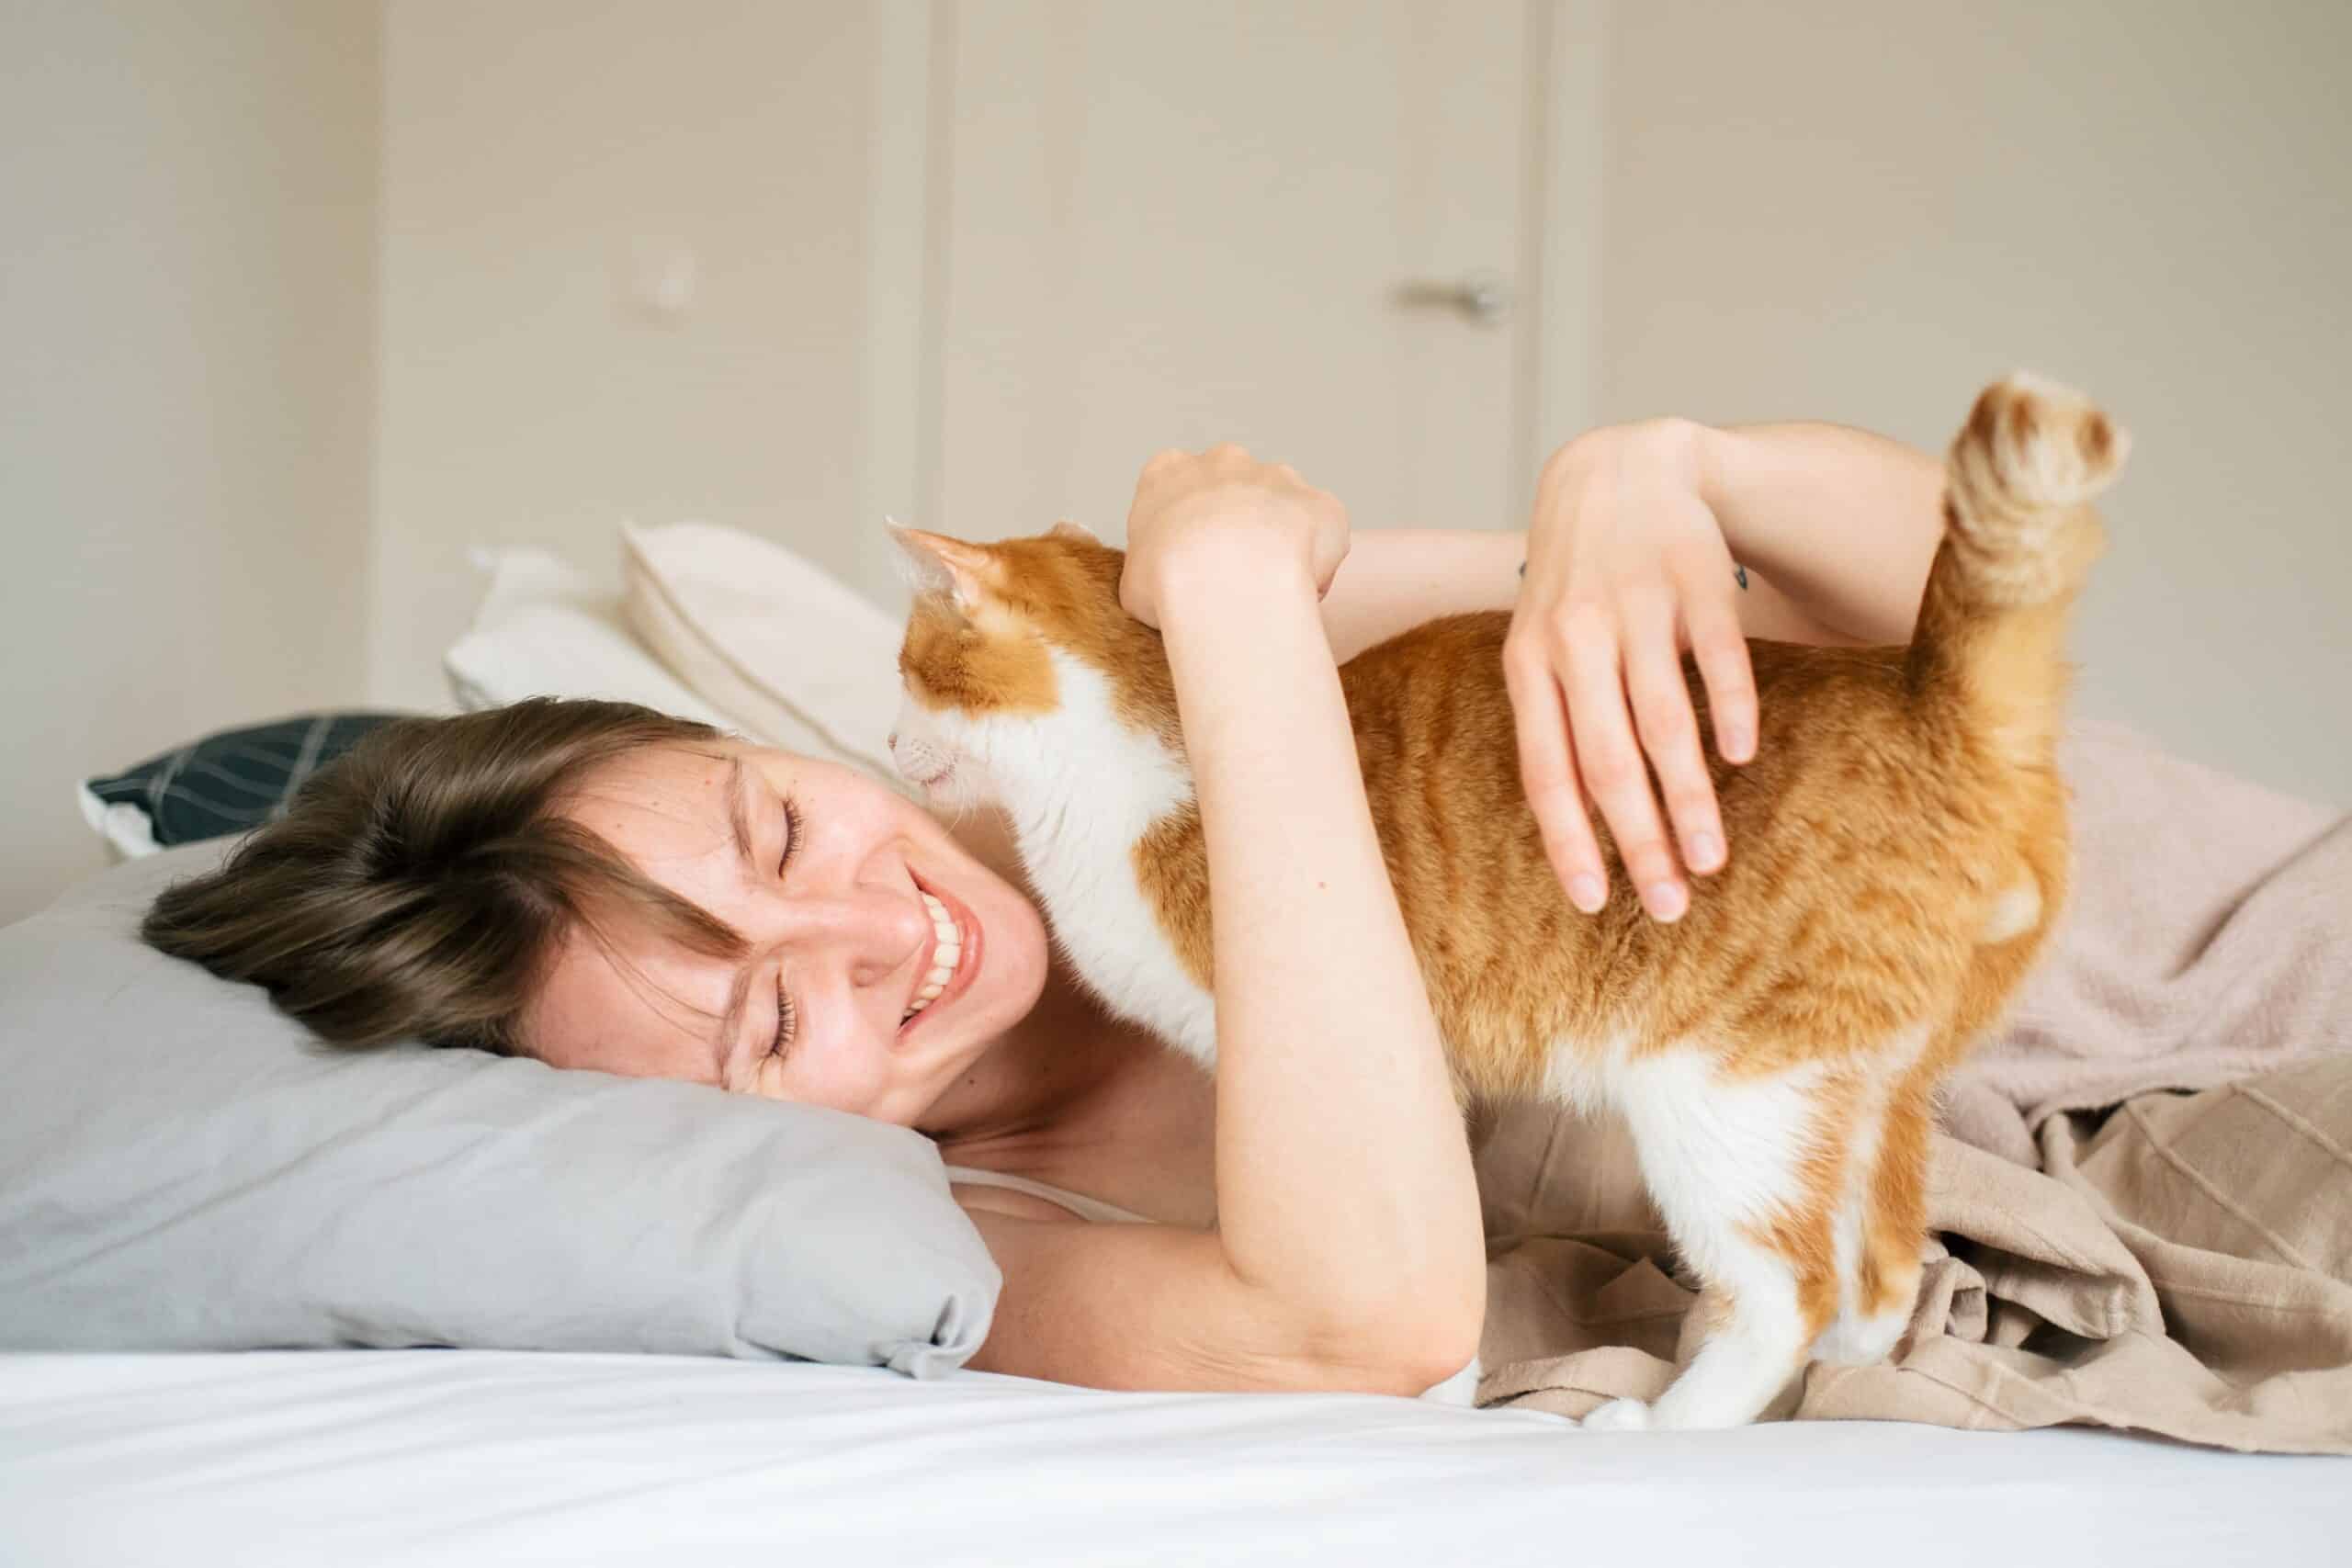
[1580,1397,1653,1432]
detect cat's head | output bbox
[886,524,1181,814]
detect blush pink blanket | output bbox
[1471,722,2352,1453]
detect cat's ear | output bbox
[887,521,1001,611]
[1048,520,1100,545]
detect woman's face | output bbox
[524,743,1049,1125]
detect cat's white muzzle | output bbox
[888,705,976,807]
[891,733,955,790]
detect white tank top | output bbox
[940,1163,1151,1224]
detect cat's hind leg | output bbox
[1814,1073,1933,1367]
[1583,1049,1852,1432]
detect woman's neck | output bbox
[918,957,1216,1218]
[915,806,1217,1219]
[914,953,1127,1148]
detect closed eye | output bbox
[779,795,805,874]
[770,792,805,1061]
[771,969,797,1060]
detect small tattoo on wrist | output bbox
[1522,558,1748,590]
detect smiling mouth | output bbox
[899,879,981,1032]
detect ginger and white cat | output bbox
[887,374,2127,1430]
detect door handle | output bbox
[1393,270,1511,325]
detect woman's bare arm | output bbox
[1696,421,1946,646]
[958,1203,1453,1394]
[1317,465,1918,667]
[1314,422,1942,928]
[958,449,1486,1395]
[1317,528,1528,661]
[1156,534,1485,1356]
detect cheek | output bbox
[778,1018,895,1117]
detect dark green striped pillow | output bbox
[83,713,405,850]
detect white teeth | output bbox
[902,889,966,1024]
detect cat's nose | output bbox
[888,730,899,751]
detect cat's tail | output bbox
[1905,373,2129,763]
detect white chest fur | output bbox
[930,652,1221,1070]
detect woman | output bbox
[144,416,1945,1397]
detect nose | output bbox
[754,884,935,989]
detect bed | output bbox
[4,1349,2343,1565]
[10,526,2347,1564]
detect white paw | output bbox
[1580,1397,1653,1432]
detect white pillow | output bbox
[620,522,901,780]
[75,784,158,862]
[442,547,739,729]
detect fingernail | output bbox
[1569,874,1606,912]
[1724,726,1753,762]
[1690,833,1722,873]
[1645,881,1687,922]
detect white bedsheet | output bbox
[1,1350,2341,1566]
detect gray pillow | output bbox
[0,841,997,1373]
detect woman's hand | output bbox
[1505,418,1759,924]
[1120,444,1350,630]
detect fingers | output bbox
[1681,584,1758,766]
[1125,442,1345,620]
[1502,631,1608,914]
[1621,595,1725,880]
[1513,422,1750,923]
[1558,615,1688,923]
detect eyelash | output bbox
[769,795,807,1061]
[770,978,797,1060]
[781,795,806,869]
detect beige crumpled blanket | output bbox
[1471,722,2352,1453]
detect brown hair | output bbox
[141,697,747,1054]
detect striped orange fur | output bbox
[888,374,2127,1428]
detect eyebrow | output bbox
[710,757,758,1077]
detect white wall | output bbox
[16,3,2328,929]
[371,0,918,711]
[372,0,2348,800]
[1589,0,2352,804]
[0,0,382,923]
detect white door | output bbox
[922,0,1553,547]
